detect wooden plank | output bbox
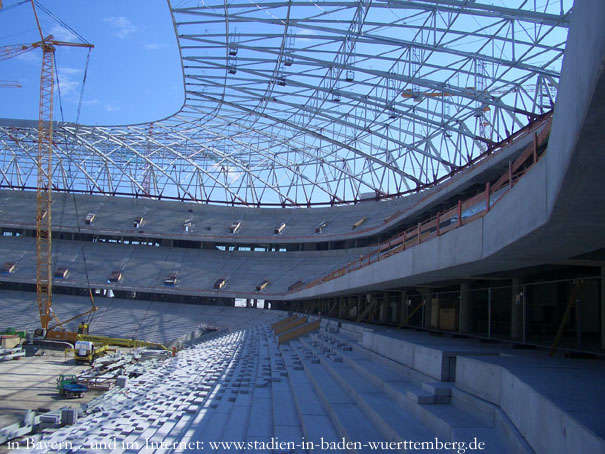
[278,319,321,345]
[271,315,297,330]
[549,280,580,357]
[274,316,307,335]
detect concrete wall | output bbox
[456,356,605,454]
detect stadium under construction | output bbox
[0,0,603,453]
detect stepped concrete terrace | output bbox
[22,317,593,454]
[0,289,283,347]
[0,236,356,298]
[319,319,605,454]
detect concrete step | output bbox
[217,330,262,454]
[266,332,305,454]
[311,332,435,404]
[281,340,345,454]
[450,387,534,454]
[298,335,441,454]
[311,331,519,454]
[300,369,385,453]
[190,333,256,449]
[317,329,435,385]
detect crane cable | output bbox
[53,47,97,326]
[32,0,90,45]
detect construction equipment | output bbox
[77,323,89,334]
[77,334,167,350]
[352,217,367,229]
[401,88,454,101]
[33,24,94,340]
[0,328,27,339]
[0,80,22,88]
[0,2,96,343]
[73,340,111,364]
[56,375,87,398]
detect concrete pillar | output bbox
[511,278,524,340]
[416,288,430,329]
[460,282,473,333]
[601,266,605,349]
[380,293,392,323]
[393,291,404,324]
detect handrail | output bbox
[303,119,551,290]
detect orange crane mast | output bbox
[28,1,94,342]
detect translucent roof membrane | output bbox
[0,0,571,206]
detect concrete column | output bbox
[460,282,474,333]
[393,291,404,324]
[380,293,392,323]
[601,266,605,349]
[416,288,430,329]
[511,278,524,340]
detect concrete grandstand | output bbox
[0,0,604,453]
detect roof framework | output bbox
[0,0,571,206]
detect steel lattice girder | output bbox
[0,0,571,206]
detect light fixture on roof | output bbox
[164,272,178,287]
[54,267,70,279]
[256,279,270,291]
[214,278,226,289]
[134,216,144,229]
[1,262,15,274]
[315,221,328,233]
[230,221,241,234]
[107,271,123,283]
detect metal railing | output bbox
[303,116,552,290]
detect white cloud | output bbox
[144,43,165,50]
[104,104,120,112]
[103,16,138,39]
[297,28,318,43]
[50,24,75,42]
[56,76,79,96]
[60,67,81,75]
[15,50,41,64]
[54,65,85,98]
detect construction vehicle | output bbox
[56,375,87,398]
[0,327,27,339]
[73,340,111,365]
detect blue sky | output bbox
[0,0,184,125]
